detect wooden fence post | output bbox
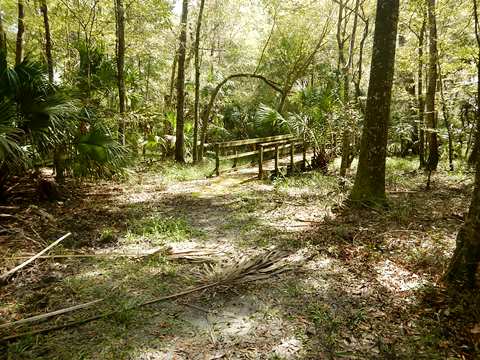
[258,145,264,179]
[215,144,220,176]
[232,148,238,168]
[289,141,294,173]
[302,141,307,171]
[274,144,279,176]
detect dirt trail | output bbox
[1,165,476,359]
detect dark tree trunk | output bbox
[15,0,25,66]
[444,0,480,288]
[445,132,480,287]
[193,0,205,164]
[349,0,400,204]
[40,0,54,83]
[115,0,126,145]
[469,0,480,167]
[426,0,439,172]
[175,0,189,163]
[0,12,7,54]
[417,15,427,168]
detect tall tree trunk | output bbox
[339,0,361,178]
[0,12,6,54]
[175,0,189,163]
[426,0,439,172]
[40,0,54,83]
[469,0,480,167]
[115,0,126,145]
[438,65,454,171]
[193,0,206,164]
[15,0,25,66]
[417,15,427,168]
[349,0,400,204]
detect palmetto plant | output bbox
[0,50,127,195]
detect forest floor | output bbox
[1,158,479,359]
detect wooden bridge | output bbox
[206,134,308,179]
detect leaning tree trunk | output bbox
[175,0,189,163]
[40,0,54,83]
[425,0,439,173]
[198,73,284,160]
[15,0,25,66]
[193,0,206,164]
[349,0,400,205]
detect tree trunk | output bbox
[15,0,25,66]
[193,0,206,164]
[40,0,54,83]
[438,65,454,171]
[114,0,126,145]
[425,0,439,172]
[469,0,480,167]
[175,0,189,163]
[349,0,400,205]
[0,12,7,54]
[339,0,361,178]
[417,15,427,168]
[446,98,480,287]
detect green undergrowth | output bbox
[123,214,204,245]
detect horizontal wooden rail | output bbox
[213,134,295,148]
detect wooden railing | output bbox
[207,134,308,178]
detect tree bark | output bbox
[339,0,361,178]
[15,0,25,66]
[446,73,480,286]
[417,15,427,168]
[175,0,189,163]
[193,0,206,164]
[349,0,400,204]
[425,0,439,172]
[114,0,126,145]
[0,12,7,55]
[469,0,480,167]
[40,0,54,83]
[438,65,454,171]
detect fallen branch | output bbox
[0,232,71,283]
[0,299,103,329]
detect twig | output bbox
[0,232,72,283]
[0,299,103,329]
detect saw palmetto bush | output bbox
[0,51,128,195]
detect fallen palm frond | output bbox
[0,299,103,329]
[0,249,307,343]
[1,246,226,263]
[0,232,71,283]
[200,249,302,284]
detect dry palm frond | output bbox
[200,249,305,285]
[0,249,308,343]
